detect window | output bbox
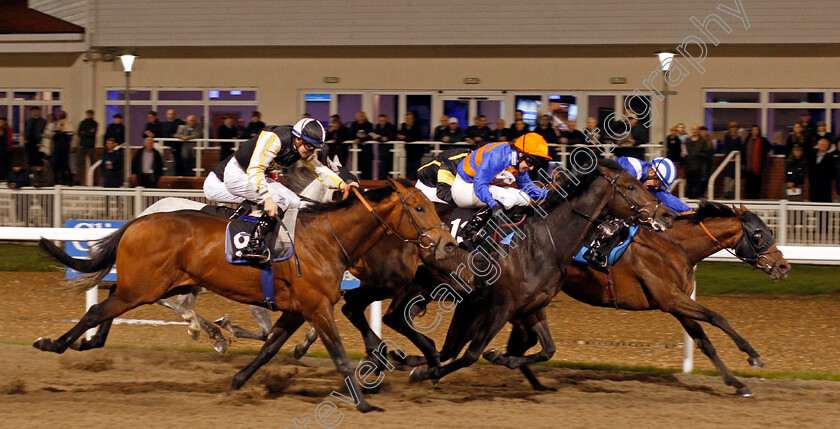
[706,91,759,103]
[0,88,62,142]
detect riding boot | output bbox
[229,201,254,219]
[239,213,273,262]
[582,237,609,272]
[458,206,492,250]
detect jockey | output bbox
[415,147,472,205]
[582,156,690,269]
[203,118,354,260]
[451,133,552,243]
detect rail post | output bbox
[683,271,697,373]
[52,185,62,228]
[134,187,144,217]
[778,199,788,245]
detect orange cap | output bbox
[513,132,551,159]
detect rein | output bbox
[698,220,781,271]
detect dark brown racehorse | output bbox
[35,178,456,413]
[432,201,788,397]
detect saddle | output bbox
[573,224,640,268]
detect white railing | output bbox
[707,150,742,200]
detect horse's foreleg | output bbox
[34,293,136,354]
[230,311,303,391]
[501,319,556,391]
[410,304,510,384]
[485,310,555,369]
[677,315,753,397]
[341,286,391,366]
[664,292,763,368]
[382,289,441,369]
[293,327,318,359]
[214,306,272,341]
[308,302,383,413]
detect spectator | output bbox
[784,122,807,157]
[350,111,373,179]
[246,111,265,138]
[371,114,396,179]
[784,144,807,201]
[465,115,491,147]
[397,112,425,180]
[101,138,123,188]
[104,113,125,146]
[742,125,771,199]
[77,109,98,173]
[31,160,54,188]
[433,115,449,142]
[51,111,74,186]
[216,114,238,160]
[161,109,185,175]
[301,113,311,119]
[0,117,11,179]
[722,121,743,199]
[809,138,836,202]
[533,114,558,146]
[559,120,586,145]
[175,115,202,175]
[132,137,164,188]
[326,114,349,165]
[510,119,528,140]
[799,111,817,143]
[143,110,162,140]
[40,113,56,161]
[440,117,464,150]
[7,164,30,189]
[23,106,46,167]
[666,126,682,165]
[236,118,248,139]
[686,125,712,198]
[514,110,530,132]
[492,119,512,142]
[583,117,601,146]
[677,122,688,159]
[815,121,832,147]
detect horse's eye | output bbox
[753,230,763,243]
[415,205,424,213]
[627,185,635,191]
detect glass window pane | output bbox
[105,90,151,101]
[706,91,760,103]
[159,90,203,101]
[13,92,37,100]
[213,90,256,101]
[548,94,578,130]
[209,105,257,138]
[0,92,6,99]
[337,94,362,128]
[588,95,616,134]
[305,99,331,125]
[106,105,152,147]
[373,94,398,125]
[51,91,61,101]
[767,108,825,154]
[769,92,824,103]
[443,99,469,131]
[477,100,504,131]
[515,95,541,128]
[406,95,431,139]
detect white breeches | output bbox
[203,157,301,212]
[414,180,447,204]
[450,174,533,209]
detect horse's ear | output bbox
[387,177,404,191]
[332,155,342,169]
[739,202,749,212]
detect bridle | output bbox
[326,186,447,267]
[698,216,782,272]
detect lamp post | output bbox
[656,51,675,145]
[120,54,135,186]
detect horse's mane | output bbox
[678,200,738,223]
[540,158,617,212]
[299,178,414,215]
[282,165,317,194]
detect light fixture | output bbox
[463,77,480,85]
[120,54,136,73]
[656,51,675,71]
[323,76,339,84]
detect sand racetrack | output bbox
[2,272,840,428]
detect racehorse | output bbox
[400,201,788,397]
[282,159,677,380]
[35,178,456,412]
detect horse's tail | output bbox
[39,218,139,293]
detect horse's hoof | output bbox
[293,344,307,360]
[736,386,754,397]
[483,348,503,363]
[214,340,228,354]
[533,383,557,392]
[358,403,385,413]
[387,351,405,364]
[187,329,200,341]
[408,367,428,384]
[213,316,231,330]
[748,356,764,368]
[32,337,50,351]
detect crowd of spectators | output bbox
[2,106,838,202]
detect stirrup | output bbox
[229,201,254,219]
[239,246,271,264]
[583,248,609,271]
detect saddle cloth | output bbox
[446,206,528,247]
[225,215,293,264]
[573,225,640,267]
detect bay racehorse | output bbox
[35,178,455,412]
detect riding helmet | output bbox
[292,118,326,148]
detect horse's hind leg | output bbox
[34,293,136,354]
[69,285,117,351]
[230,311,304,391]
[677,315,753,397]
[382,288,442,369]
[664,292,763,368]
[293,326,318,359]
[495,315,556,391]
[484,309,556,369]
[158,292,231,353]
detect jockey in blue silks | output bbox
[582,156,690,270]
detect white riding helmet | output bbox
[292,118,326,148]
[618,157,646,181]
[650,157,677,191]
